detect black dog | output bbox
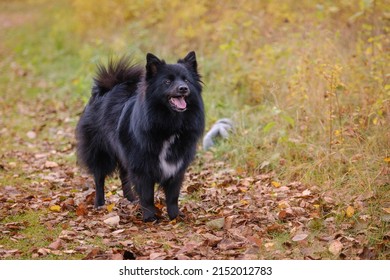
[76,52,205,222]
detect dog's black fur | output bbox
[76,52,205,221]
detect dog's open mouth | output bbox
[169,96,187,112]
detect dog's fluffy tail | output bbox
[203,118,233,150]
[92,56,143,96]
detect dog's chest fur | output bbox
[159,135,183,179]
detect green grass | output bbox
[0,211,63,259]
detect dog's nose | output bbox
[178,85,189,94]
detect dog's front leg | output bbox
[162,172,185,220]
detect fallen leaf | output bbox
[346,206,355,218]
[264,242,275,251]
[49,205,61,212]
[383,208,390,214]
[111,253,123,260]
[76,203,88,216]
[217,239,241,250]
[26,131,36,139]
[176,254,191,260]
[329,240,343,255]
[150,252,165,260]
[247,236,262,247]
[240,199,249,205]
[37,248,50,256]
[48,239,63,250]
[85,192,95,204]
[107,203,115,212]
[224,216,234,230]
[112,229,125,235]
[278,210,287,220]
[278,201,290,209]
[44,161,59,168]
[292,233,308,242]
[301,189,311,197]
[104,215,120,226]
[63,250,76,254]
[206,217,225,230]
[203,233,222,246]
[271,181,281,188]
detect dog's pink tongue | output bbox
[171,97,187,109]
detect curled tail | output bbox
[92,56,144,96]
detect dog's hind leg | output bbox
[92,151,116,208]
[94,171,106,207]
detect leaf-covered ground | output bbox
[0,103,387,259]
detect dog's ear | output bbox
[146,53,163,78]
[180,51,197,72]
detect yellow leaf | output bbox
[49,205,61,212]
[107,203,115,212]
[278,201,289,209]
[271,181,281,188]
[106,191,113,198]
[384,157,390,163]
[240,199,249,205]
[346,206,355,218]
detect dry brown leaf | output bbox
[292,233,308,242]
[150,252,165,260]
[247,236,262,247]
[382,207,390,214]
[217,239,241,250]
[111,253,123,260]
[224,216,234,230]
[329,240,343,255]
[206,217,225,230]
[103,215,120,226]
[203,233,222,246]
[76,203,88,216]
[48,239,63,250]
[44,161,59,168]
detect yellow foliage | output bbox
[65,0,389,185]
[49,205,61,212]
[346,206,355,218]
[107,203,115,213]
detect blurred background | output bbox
[0,0,389,202]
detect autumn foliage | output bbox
[0,0,389,259]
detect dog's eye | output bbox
[164,79,171,85]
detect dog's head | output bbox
[145,51,202,113]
